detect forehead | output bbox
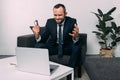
[53,7,64,13]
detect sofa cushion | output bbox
[49,55,70,66]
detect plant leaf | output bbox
[101,35,107,40]
[96,25,101,28]
[99,41,105,44]
[102,27,112,35]
[103,15,113,22]
[92,31,102,35]
[116,26,120,34]
[106,7,116,15]
[98,9,103,16]
[111,22,117,29]
[115,37,120,42]
[111,22,120,34]
[111,41,116,47]
[110,34,116,40]
[99,21,106,29]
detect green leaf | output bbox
[111,41,116,47]
[103,15,114,22]
[101,35,107,40]
[96,25,101,28]
[110,34,116,40]
[115,37,120,42]
[118,26,120,31]
[99,41,105,44]
[98,9,103,16]
[111,22,117,29]
[101,27,112,35]
[99,21,106,28]
[106,7,116,15]
[111,22,120,34]
[92,31,102,36]
[116,26,120,34]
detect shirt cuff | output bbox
[36,35,41,42]
[73,36,79,43]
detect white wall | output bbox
[113,0,120,57]
[0,0,120,55]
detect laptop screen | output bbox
[16,47,51,76]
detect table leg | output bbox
[71,71,74,80]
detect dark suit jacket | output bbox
[39,16,77,46]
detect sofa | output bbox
[17,27,87,77]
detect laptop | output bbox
[15,47,59,76]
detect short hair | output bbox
[53,3,66,13]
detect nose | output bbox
[55,16,60,20]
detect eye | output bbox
[54,14,57,16]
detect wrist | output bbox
[73,35,79,40]
[34,32,40,39]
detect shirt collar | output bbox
[57,19,65,26]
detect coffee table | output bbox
[0,56,74,80]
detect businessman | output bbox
[32,3,81,68]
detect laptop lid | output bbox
[15,47,50,76]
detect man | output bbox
[32,3,81,68]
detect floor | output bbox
[60,66,90,80]
[75,67,90,80]
[60,55,100,80]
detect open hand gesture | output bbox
[32,25,40,39]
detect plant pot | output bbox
[100,48,113,57]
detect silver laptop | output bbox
[15,47,59,76]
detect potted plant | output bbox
[92,7,120,57]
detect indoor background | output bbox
[0,0,120,56]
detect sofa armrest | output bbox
[17,27,45,47]
[78,33,87,65]
[17,34,36,47]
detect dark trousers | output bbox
[35,42,81,68]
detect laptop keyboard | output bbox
[50,64,59,73]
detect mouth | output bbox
[56,20,62,23]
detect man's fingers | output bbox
[74,24,78,28]
[32,26,40,33]
[74,28,79,33]
[74,24,79,32]
[69,23,79,38]
[72,31,77,34]
[74,24,77,27]
[69,33,74,37]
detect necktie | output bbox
[58,24,63,59]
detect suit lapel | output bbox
[63,18,69,40]
[52,21,57,41]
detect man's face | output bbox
[53,7,67,24]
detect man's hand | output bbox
[69,24,79,39]
[32,25,40,39]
